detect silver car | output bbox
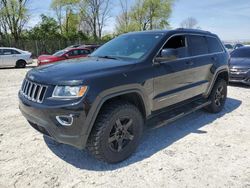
[0,47,33,68]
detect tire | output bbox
[205,79,227,113]
[87,101,144,163]
[16,60,26,68]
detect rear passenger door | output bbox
[2,49,15,66]
[186,35,213,95]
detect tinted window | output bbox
[231,48,250,58]
[78,49,90,55]
[162,35,188,58]
[3,49,12,55]
[234,44,244,49]
[225,44,233,49]
[67,50,79,57]
[206,37,223,53]
[188,35,209,56]
[11,50,21,54]
[91,34,163,60]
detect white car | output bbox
[0,47,33,68]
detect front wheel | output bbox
[87,101,144,163]
[205,79,227,113]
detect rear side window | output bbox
[206,37,224,53]
[188,35,209,56]
[2,49,12,55]
[78,49,90,55]
[1,49,21,55]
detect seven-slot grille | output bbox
[21,79,47,103]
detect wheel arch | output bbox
[83,89,150,147]
[16,59,27,66]
[206,66,229,97]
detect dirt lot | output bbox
[0,65,250,188]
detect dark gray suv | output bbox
[19,29,229,163]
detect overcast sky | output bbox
[28,0,250,41]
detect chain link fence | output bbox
[0,38,103,58]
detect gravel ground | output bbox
[0,65,250,188]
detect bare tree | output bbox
[180,17,199,29]
[51,1,64,34]
[79,0,111,39]
[115,0,130,33]
[0,0,30,43]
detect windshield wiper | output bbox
[97,55,120,60]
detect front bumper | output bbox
[229,71,250,85]
[18,92,90,149]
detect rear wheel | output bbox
[87,101,144,163]
[205,79,227,113]
[16,60,26,68]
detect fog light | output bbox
[56,115,74,126]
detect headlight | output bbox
[52,85,88,98]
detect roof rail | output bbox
[176,28,211,33]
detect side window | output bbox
[161,35,188,59]
[78,49,90,55]
[11,50,21,54]
[0,49,3,55]
[3,49,12,55]
[188,35,209,56]
[67,50,79,57]
[206,37,224,53]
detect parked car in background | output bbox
[234,43,244,50]
[0,47,32,68]
[224,43,234,52]
[78,44,101,52]
[37,48,91,66]
[229,46,250,85]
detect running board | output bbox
[147,100,212,129]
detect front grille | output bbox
[21,79,47,103]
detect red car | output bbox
[37,48,91,66]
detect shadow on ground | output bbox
[44,97,241,171]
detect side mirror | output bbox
[154,48,178,63]
[64,54,69,58]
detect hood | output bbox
[230,58,250,68]
[26,57,136,85]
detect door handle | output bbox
[186,61,194,65]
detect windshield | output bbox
[53,50,67,57]
[225,44,233,49]
[91,33,164,60]
[231,48,250,58]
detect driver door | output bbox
[152,35,197,111]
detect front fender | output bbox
[80,84,150,148]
